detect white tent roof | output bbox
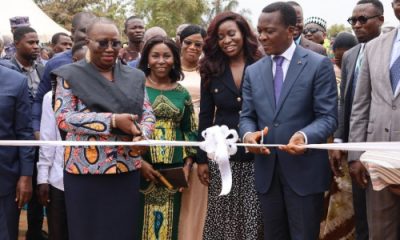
[0,0,69,42]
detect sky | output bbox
[238,0,399,28]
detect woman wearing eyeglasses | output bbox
[53,18,155,240]
[137,36,197,240]
[197,12,264,239]
[177,24,208,240]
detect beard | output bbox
[22,52,38,62]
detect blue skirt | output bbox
[64,171,140,240]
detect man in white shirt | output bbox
[37,91,67,240]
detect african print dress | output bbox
[138,84,197,240]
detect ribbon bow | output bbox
[199,125,238,195]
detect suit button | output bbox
[393,106,397,110]
[385,128,389,132]
[239,110,242,114]
[214,88,219,93]
[237,97,241,102]
[273,123,279,127]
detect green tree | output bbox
[35,0,131,34]
[133,0,208,37]
[327,24,352,38]
[206,0,251,25]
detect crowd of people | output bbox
[0,0,400,239]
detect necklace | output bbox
[147,76,176,91]
[181,65,198,72]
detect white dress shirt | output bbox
[271,41,296,82]
[37,91,64,191]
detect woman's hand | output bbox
[197,163,210,186]
[114,114,141,135]
[140,160,159,183]
[179,158,193,192]
[130,136,149,156]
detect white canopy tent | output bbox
[0,0,69,43]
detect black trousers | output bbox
[0,192,19,240]
[47,186,68,240]
[352,180,369,240]
[258,161,324,240]
[26,149,46,239]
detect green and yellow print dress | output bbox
[138,84,197,240]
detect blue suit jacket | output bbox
[0,65,35,197]
[239,46,338,196]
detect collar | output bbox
[271,41,296,62]
[15,57,36,72]
[295,35,301,45]
[395,27,400,42]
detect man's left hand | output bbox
[279,132,306,155]
[15,176,32,209]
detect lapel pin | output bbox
[297,60,302,65]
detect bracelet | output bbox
[111,114,116,128]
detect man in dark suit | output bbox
[330,1,384,239]
[240,2,337,239]
[0,65,35,240]
[9,26,47,240]
[287,1,327,56]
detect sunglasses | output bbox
[303,28,321,35]
[347,15,381,26]
[182,39,203,48]
[88,38,122,49]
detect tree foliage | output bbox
[35,0,252,38]
[206,0,252,26]
[34,0,130,34]
[327,24,352,38]
[133,0,208,37]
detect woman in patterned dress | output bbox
[53,18,155,240]
[137,36,197,240]
[197,12,264,240]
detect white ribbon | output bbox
[1,126,400,195]
[199,125,238,196]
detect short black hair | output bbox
[124,16,143,30]
[357,0,384,15]
[332,32,358,51]
[71,12,96,29]
[71,40,86,56]
[138,36,183,82]
[262,2,297,27]
[86,17,118,36]
[51,32,71,45]
[13,26,36,42]
[179,25,207,43]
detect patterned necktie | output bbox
[390,55,400,94]
[352,45,364,99]
[273,56,285,106]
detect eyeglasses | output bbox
[182,39,203,49]
[88,38,122,49]
[347,15,381,26]
[303,28,321,35]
